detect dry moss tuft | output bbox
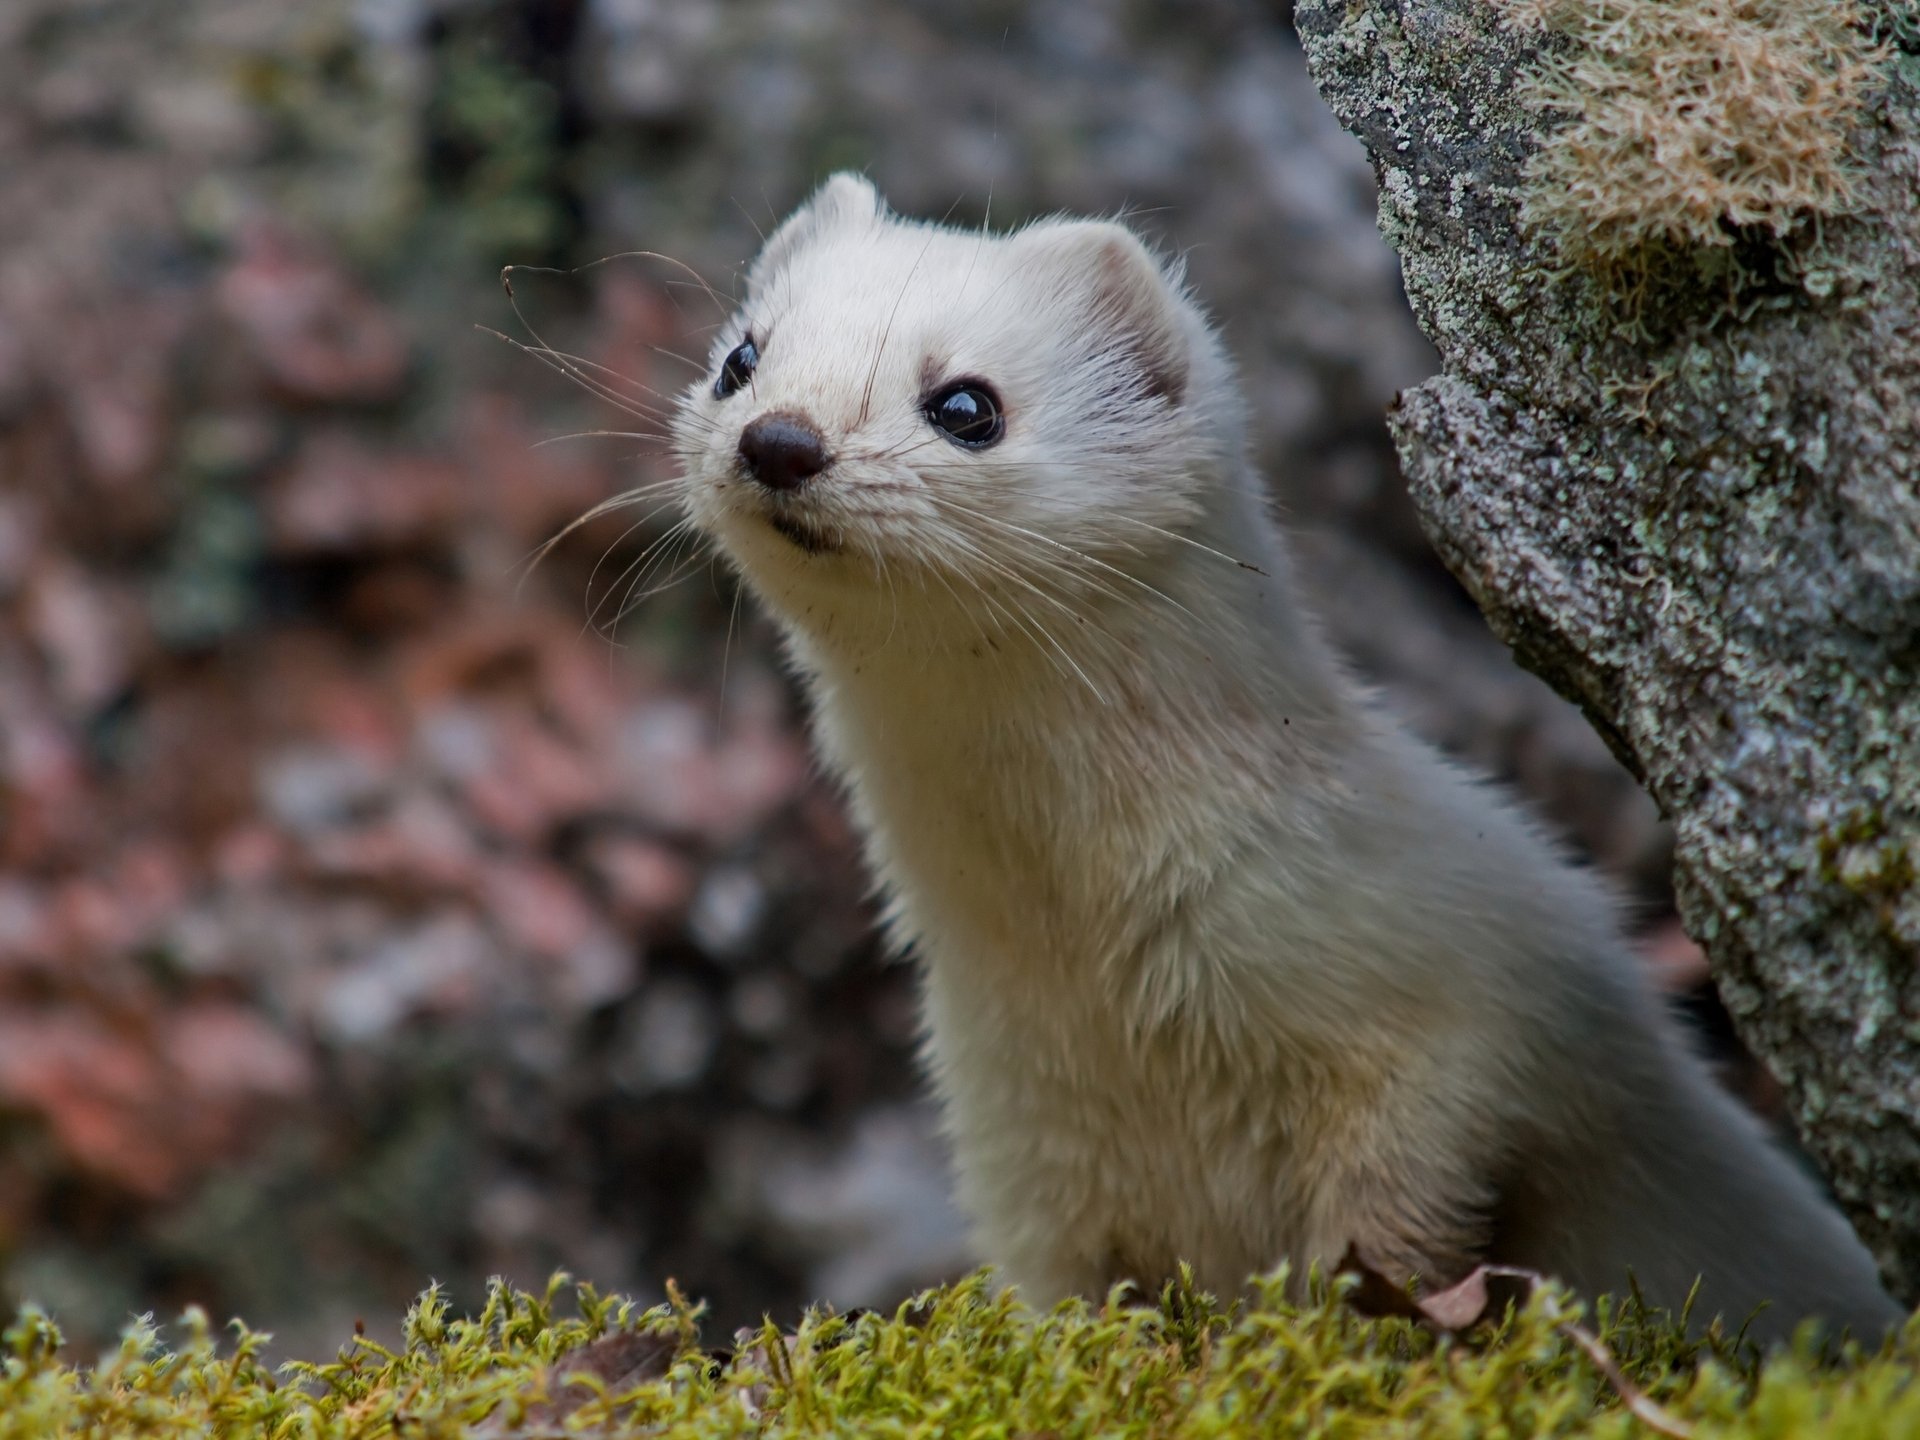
[1506,0,1884,269]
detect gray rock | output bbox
[1296,0,1920,1303]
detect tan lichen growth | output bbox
[1506,0,1884,268]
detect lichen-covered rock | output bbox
[1295,0,1920,1301]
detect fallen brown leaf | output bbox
[480,1329,678,1434]
[1334,1243,1534,1335]
[1334,1245,1693,1439]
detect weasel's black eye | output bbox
[924,381,1004,448]
[714,337,758,399]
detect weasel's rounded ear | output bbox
[750,173,886,281]
[1013,221,1190,406]
[806,172,885,226]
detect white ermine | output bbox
[665,174,1898,1343]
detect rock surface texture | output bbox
[1295,0,1920,1303]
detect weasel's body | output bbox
[668,175,1898,1342]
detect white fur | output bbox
[669,174,1898,1342]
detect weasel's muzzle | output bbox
[738,411,830,493]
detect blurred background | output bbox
[0,0,1686,1358]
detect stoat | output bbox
[665,173,1898,1343]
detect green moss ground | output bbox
[3,1270,1915,1438]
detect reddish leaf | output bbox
[217,226,409,404]
[268,433,463,555]
[583,835,696,930]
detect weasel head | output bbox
[671,173,1238,654]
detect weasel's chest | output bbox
[847,753,1183,970]
[918,947,1324,1300]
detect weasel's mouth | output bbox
[763,508,837,555]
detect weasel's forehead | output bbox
[755,223,1024,336]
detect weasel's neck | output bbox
[783,475,1363,959]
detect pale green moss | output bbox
[3,1271,1917,1438]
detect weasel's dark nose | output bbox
[737,411,830,493]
